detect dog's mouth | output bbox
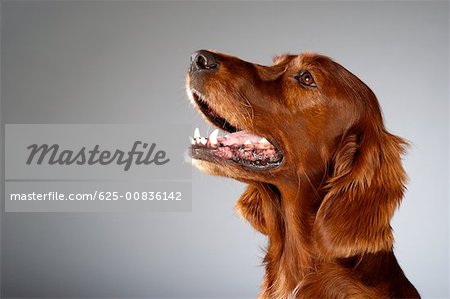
[189,90,283,170]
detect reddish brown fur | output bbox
[187,51,420,298]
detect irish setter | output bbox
[186,50,420,298]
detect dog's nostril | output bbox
[196,55,207,68]
[191,50,219,72]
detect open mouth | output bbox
[190,90,283,170]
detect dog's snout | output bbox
[190,50,219,72]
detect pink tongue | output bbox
[218,131,262,146]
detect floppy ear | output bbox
[236,183,280,235]
[314,127,408,258]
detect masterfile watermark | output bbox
[5,124,192,212]
[26,141,170,171]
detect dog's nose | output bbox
[190,50,219,72]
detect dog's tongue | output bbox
[219,131,265,146]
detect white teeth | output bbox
[194,127,200,139]
[209,129,219,145]
[259,137,270,144]
[191,127,220,146]
[244,140,252,145]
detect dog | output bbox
[186,50,420,298]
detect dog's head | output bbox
[186,50,407,258]
[187,50,381,182]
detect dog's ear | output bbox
[236,183,280,235]
[314,128,408,258]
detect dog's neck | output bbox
[262,178,323,297]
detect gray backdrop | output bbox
[1,1,449,298]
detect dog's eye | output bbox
[295,71,317,87]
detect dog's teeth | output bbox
[200,137,207,145]
[189,136,195,145]
[194,128,201,139]
[244,140,252,145]
[259,138,270,144]
[209,129,219,145]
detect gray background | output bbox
[1,1,449,298]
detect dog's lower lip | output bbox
[190,132,284,169]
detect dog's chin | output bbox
[192,159,237,178]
